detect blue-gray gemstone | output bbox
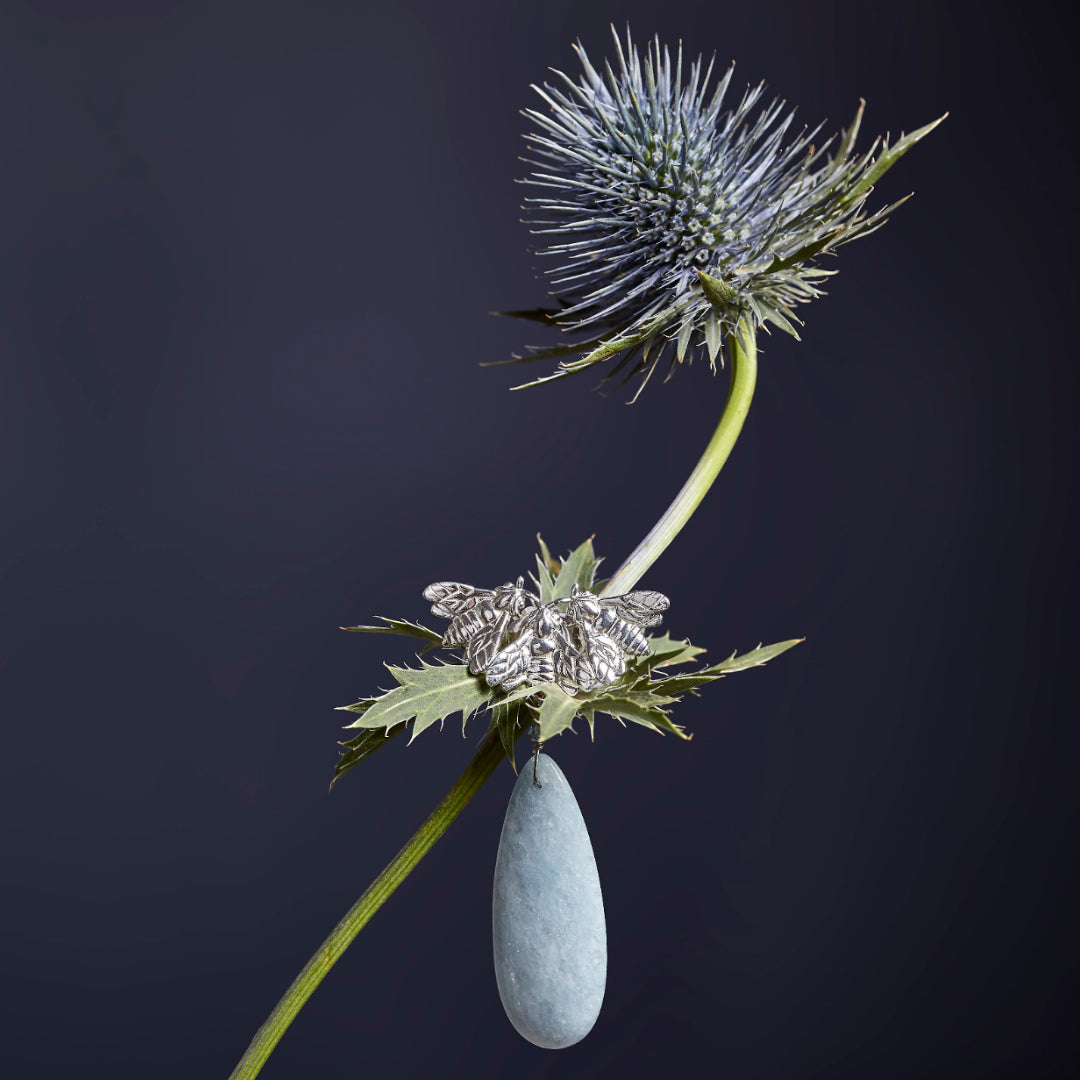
[492,753,606,1049]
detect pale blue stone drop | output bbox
[492,752,606,1049]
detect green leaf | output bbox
[648,634,708,666]
[578,686,677,707]
[551,537,601,598]
[650,638,804,696]
[586,694,689,738]
[762,306,802,340]
[621,635,707,684]
[340,617,443,647]
[481,336,607,368]
[579,706,598,740]
[702,638,805,675]
[331,723,405,789]
[487,698,532,772]
[534,535,558,604]
[536,535,559,578]
[560,330,650,371]
[766,226,847,273]
[834,99,866,166]
[698,268,739,308]
[703,310,723,365]
[675,316,695,361]
[509,368,579,391]
[536,685,582,741]
[338,660,495,742]
[490,681,555,707]
[508,309,671,388]
[839,112,948,209]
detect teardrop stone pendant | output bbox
[492,752,606,1048]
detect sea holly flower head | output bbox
[507,27,944,398]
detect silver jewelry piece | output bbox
[422,578,669,695]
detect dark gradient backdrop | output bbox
[2,1,1077,1077]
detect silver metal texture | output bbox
[423,577,670,695]
[421,578,538,676]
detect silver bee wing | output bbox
[485,628,535,689]
[443,608,487,648]
[422,582,492,619]
[527,604,583,693]
[464,605,512,675]
[605,590,669,628]
[574,626,625,691]
[425,581,532,667]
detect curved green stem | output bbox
[231,328,756,1078]
[602,327,757,596]
[228,731,506,1080]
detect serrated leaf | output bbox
[766,225,847,273]
[551,537,600,599]
[762,306,802,340]
[483,336,607,367]
[582,688,679,709]
[650,638,804,696]
[703,310,723,364]
[534,535,558,604]
[835,99,865,165]
[536,685,581,741]
[587,694,689,739]
[487,698,532,772]
[340,617,443,647]
[579,707,597,740]
[621,635,707,684]
[838,112,948,209]
[648,634,707,666]
[703,638,805,675]
[675,316,695,361]
[338,660,495,742]
[491,680,557,707]
[560,330,649,370]
[331,724,405,789]
[536,535,560,578]
[553,306,679,375]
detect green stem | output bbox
[601,327,757,596]
[228,731,506,1080]
[230,328,756,1078]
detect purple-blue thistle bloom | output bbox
[508,28,944,398]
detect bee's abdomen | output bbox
[597,610,650,655]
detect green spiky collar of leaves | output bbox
[333,538,801,788]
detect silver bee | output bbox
[485,601,580,693]
[562,584,670,657]
[423,576,669,695]
[555,585,670,690]
[422,577,538,676]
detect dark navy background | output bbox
[2,1,1076,1077]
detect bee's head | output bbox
[496,576,534,614]
[567,584,601,618]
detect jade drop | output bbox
[492,753,606,1048]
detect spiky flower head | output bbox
[510,27,943,398]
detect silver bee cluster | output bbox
[422,577,670,695]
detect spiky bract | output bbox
[512,27,942,398]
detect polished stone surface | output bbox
[492,753,606,1049]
